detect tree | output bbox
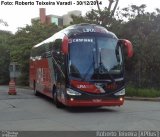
[0,30,12,84]
[95,0,119,26]
[0,30,12,45]
[71,0,119,27]
[116,5,160,88]
[0,19,8,26]
[9,21,61,85]
[0,46,10,84]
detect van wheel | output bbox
[53,89,64,108]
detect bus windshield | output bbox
[69,36,123,80]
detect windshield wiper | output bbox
[98,48,115,84]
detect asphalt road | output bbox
[0,85,160,131]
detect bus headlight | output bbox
[67,88,81,96]
[114,89,125,96]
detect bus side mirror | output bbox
[61,35,69,54]
[119,39,133,58]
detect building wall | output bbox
[40,8,46,24]
[46,16,51,24]
[51,17,58,25]
[32,9,81,26]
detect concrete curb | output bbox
[125,97,160,102]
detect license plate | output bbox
[92,99,102,103]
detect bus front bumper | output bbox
[64,97,124,107]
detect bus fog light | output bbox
[114,89,125,96]
[70,98,74,101]
[120,97,123,101]
[67,88,81,96]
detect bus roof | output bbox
[63,23,117,37]
[33,23,117,49]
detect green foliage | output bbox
[0,46,10,84]
[8,21,61,85]
[118,6,160,88]
[71,0,119,27]
[126,86,160,97]
[71,8,115,27]
[0,31,12,84]
[0,30,12,45]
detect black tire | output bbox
[33,82,39,96]
[53,88,64,108]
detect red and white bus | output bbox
[29,23,133,108]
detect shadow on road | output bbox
[66,107,118,113]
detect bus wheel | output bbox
[53,90,64,108]
[33,82,39,96]
[34,89,39,96]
